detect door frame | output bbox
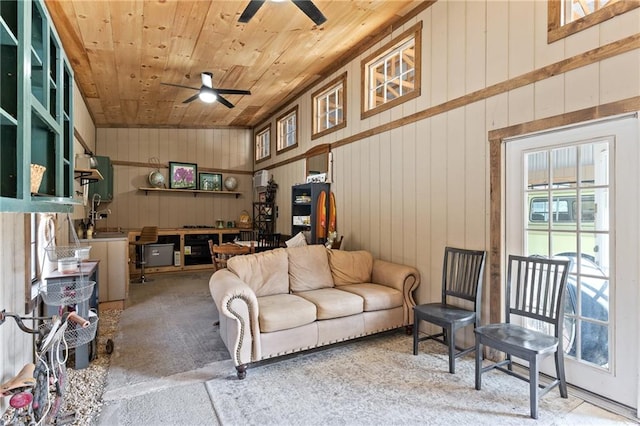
[488,102,639,414]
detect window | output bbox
[25,213,41,313]
[255,124,271,162]
[547,0,638,43]
[361,22,421,119]
[312,72,347,140]
[276,106,298,154]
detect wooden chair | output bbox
[208,240,253,271]
[239,229,257,241]
[474,255,570,419]
[330,235,344,250]
[255,233,281,252]
[413,246,486,373]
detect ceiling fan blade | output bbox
[182,93,201,104]
[292,0,327,26]
[160,82,199,91]
[215,94,235,109]
[215,88,251,96]
[201,72,213,88]
[239,0,265,23]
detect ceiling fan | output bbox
[239,0,327,26]
[160,72,251,108]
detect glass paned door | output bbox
[523,141,611,368]
[505,115,638,409]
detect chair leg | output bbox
[529,357,539,419]
[412,311,419,355]
[447,326,456,374]
[555,349,568,398]
[475,338,482,390]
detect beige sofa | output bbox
[209,244,420,379]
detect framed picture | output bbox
[169,162,197,189]
[199,172,222,191]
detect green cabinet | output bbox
[88,156,113,201]
[0,0,75,212]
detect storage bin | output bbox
[145,243,174,266]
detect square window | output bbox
[255,124,271,162]
[276,106,298,154]
[547,0,637,43]
[311,72,347,140]
[361,23,422,119]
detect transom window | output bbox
[276,106,298,154]
[312,73,347,140]
[547,0,637,43]
[255,125,271,163]
[361,22,421,119]
[564,0,616,23]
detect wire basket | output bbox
[63,315,99,349]
[40,315,98,350]
[39,280,96,306]
[45,245,92,262]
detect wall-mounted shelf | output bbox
[75,168,103,185]
[138,187,242,198]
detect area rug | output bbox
[205,332,582,425]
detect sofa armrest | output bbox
[371,259,420,325]
[209,270,261,366]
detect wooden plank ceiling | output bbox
[45,0,425,129]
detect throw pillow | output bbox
[228,248,289,297]
[285,232,307,248]
[288,245,334,292]
[327,250,373,285]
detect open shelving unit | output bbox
[0,0,76,212]
[138,187,242,198]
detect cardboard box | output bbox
[145,243,174,267]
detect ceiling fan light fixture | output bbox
[199,89,217,103]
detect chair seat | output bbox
[475,323,558,355]
[414,303,476,326]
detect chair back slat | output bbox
[506,255,570,330]
[442,247,486,306]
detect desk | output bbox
[128,228,244,275]
[43,261,99,369]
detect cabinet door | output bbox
[88,156,113,201]
[107,240,128,300]
[89,241,109,301]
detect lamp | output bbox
[199,87,217,103]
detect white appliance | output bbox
[253,170,269,188]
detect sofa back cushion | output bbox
[288,245,334,292]
[328,250,373,285]
[227,248,289,297]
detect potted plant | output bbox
[265,176,278,203]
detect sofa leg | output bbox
[405,325,413,335]
[236,364,247,380]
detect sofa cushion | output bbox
[338,283,403,312]
[296,288,363,320]
[327,250,373,286]
[288,245,334,292]
[257,294,317,333]
[227,248,289,297]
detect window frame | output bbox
[547,0,638,43]
[311,72,347,140]
[276,105,299,155]
[25,214,40,314]
[255,124,272,163]
[361,22,422,120]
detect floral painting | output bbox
[169,162,197,189]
